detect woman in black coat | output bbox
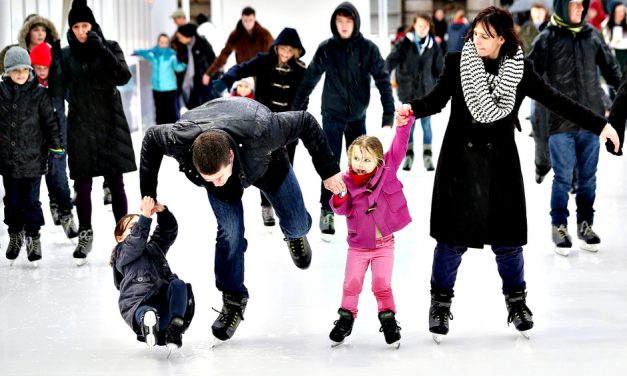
[216,27,307,227]
[50,0,137,264]
[403,6,620,342]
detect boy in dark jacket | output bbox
[291,2,395,241]
[1,46,63,266]
[111,197,193,351]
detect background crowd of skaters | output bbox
[0,0,626,351]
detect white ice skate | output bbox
[142,310,158,348]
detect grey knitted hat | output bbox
[4,46,32,73]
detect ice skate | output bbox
[552,224,572,256]
[140,309,159,348]
[423,145,434,171]
[25,233,42,266]
[6,231,24,264]
[284,236,312,269]
[73,228,93,266]
[378,310,401,349]
[329,308,354,347]
[577,221,600,252]
[402,145,414,171]
[429,295,453,345]
[165,317,184,357]
[211,293,247,341]
[505,291,533,339]
[319,209,335,242]
[261,205,276,229]
[60,214,79,239]
[103,185,112,206]
[49,201,61,226]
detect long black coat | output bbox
[50,24,137,180]
[0,78,61,178]
[410,53,607,248]
[140,97,339,204]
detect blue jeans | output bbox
[208,167,312,297]
[549,131,599,225]
[408,116,432,145]
[430,243,526,297]
[320,115,367,210]
[134,279,188,331]
[45,152,73,213]
[3,176,44,234]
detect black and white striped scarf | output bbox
[460,40,524,124]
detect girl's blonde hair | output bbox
[109,214,139,267]
[347,135,385,167]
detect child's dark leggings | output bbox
[75,175,127,228]
[134,279,188,331]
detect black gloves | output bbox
[87,31,106,53]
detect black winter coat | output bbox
[410,53,607,248]
[0,78,61,178]
[528,24,622,135]
[608,74,627,155]
[114,209,178,332]
[174,35,216,95]
[386,33,444,103]
[140,97,340,204]
[291,2,395,126]
[50,24,137,180]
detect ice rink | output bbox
[1,89,626,375]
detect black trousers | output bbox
[153,90,178,125]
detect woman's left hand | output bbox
[601,124,620,153]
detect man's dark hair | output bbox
[192,131,232,175]
[336,9,354,20]
[242,6,255,16]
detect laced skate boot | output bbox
[577,221,600,252]
[329,308,354,347]
[73,228,93,266]
[212,293,248,341]
[6,231,25,264]
[261,205,276,227]
[140,308,159,348]
[49,201,61,226]
[378,310,401,348]
[402,145,414,171]
[165,317,185,349]
[423,145,434,171]
[25,232,42,266]
[284,236,312,269]
[320,209,335,242]
[505,291,533,339]
[429,294,453,344]
[60,213,79,239]
[103,185,112,205]
[552,224,572,256]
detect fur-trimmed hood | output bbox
[18,15,60,51]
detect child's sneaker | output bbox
[329,308,354,346]
[378,310,401,348]
[140,309,159,348]
[552,224,572,256]
[6,231,24,264]
[25,232,42,266]
[577,221,600,252]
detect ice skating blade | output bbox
[579,241,599,253]
[330,340,344,348]
[389,341,400,349]
[166,343,179,358]
[321,234,333,243]
[9,260,15,267]
[75,258,88,266]
[432,334,442,344]
[518,330,531,339]
[265,226,274,234]
[211,338,225,349]
[553,246,571,257]
[31,261,39,268]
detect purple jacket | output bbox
[331,118,414,248]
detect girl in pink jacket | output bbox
[328,109,414,348]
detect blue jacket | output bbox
[135,46,186,92]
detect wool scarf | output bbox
[460,40,524,124]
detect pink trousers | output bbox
[341,235,396,317]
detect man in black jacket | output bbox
[174,23,216,109]
[528,0,622,256]
[291,1,395,241]
[140,97,344,341]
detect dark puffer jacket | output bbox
[0,78,62,178]
[114,208,179,332]
[50,23,137,180]
[221,27,307,113]
[291,1,395,126]
[140,97,340,204]
[386,33,444,103]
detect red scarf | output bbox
[348,167,377,186]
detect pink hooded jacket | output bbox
[331,117,414,248]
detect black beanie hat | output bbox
[68,0,96,27]
[177,24,197,38]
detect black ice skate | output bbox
[73,228,93,266]
[49,201,61,226]
[103,185,112,205]
[329,308,354,347]
[261,205,276,227]
[319,209,335,242]
[552,224,573,256]
[165,316,185,357]
[211,293,247,342]
[60,213,79,239]
[423,145,434,171]
[284,236,312,269]
[25,232,42,267]
[5,231,24,265]
[577,221,600,252]
[140,309,159,348]
[402,148,414,171]
[429,295,453,344]
[378,310,401,349]
[505,291,533,339]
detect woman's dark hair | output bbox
[465,6,521,59]
[608,2,627,33]
[192,131,232,175]
[406,13,434,35]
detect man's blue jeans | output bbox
[408,116,432,145]
[320,115,367,210]
[430,243,526,297]
[549,131,599,225]
[208,167,312,298]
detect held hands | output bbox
[395,104,414,127]
[323,172,347,195]
[139,196,165,218]
[601,124,620,154]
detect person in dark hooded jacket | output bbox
[528,0,622,256]
[50,0,137,265]
[291,1,395,241]
[0,14,60,74]
[214,27,307,229]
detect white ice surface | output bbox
[1,91,626,376]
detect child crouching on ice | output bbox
[111,196,194,350]
[328,107,414,348]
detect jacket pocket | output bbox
[382,179,407,212]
